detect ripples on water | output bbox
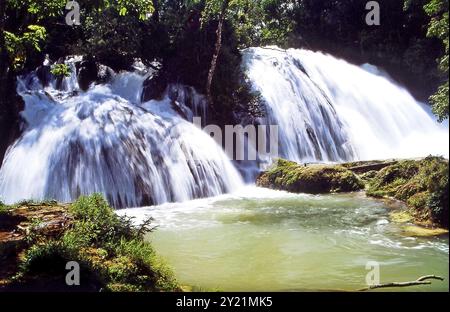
[120,187,449,292]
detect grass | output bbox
[13,194,179,292]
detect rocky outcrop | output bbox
[366,156,449,229]
[257,159,364,194]
[257,156,449,230]
[77,59,99,91]
[0,195,179,292]
[0,202,71,288]
[141,72,168,102]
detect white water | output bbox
[243,47,449,162]
[0,63,243,207]
[1,48,449,207]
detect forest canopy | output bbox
[0,0,449,122]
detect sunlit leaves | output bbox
[3,25,47,70]
[424,0,449,121]
[50,63,72,77]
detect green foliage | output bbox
[257,159,364,194]
[424,0,449,121]
[20,241,69,275]
[1,0,448,127]
[367,156,449,227]
[50,63,71,77]
[198,0,295,47]
[24,217,45,244]
[3,25,47,70]
[18,194,178,292]
[11,0,66,18]
[0,200,9,215]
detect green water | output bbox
[121,187,449,291]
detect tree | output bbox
[205,0,230,107]
[424,0,449,122]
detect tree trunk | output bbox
[151,0,159,23]
[205,0,229,108]
[0,2,21,165]
[0,0,11,164]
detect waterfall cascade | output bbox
[243,47,449,163]
[0,61,243,208]
[0,47,448,208]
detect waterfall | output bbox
[0,61,243,208]
[243,47,449,162]
[1,47,448,208]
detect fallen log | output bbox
[358,275,444,291]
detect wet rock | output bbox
[141,73,167,102]
[77,60,98,91]
[257,158,364,194]
[36,65,52,87]
[97,64,115,84]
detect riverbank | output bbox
[0,195,179,292]
[257,156,449,233]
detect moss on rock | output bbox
[257,159,364,194]
[366,156,449,228]
[402,226,449,237]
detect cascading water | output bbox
[243,47,449,162]
[0,61,243,208]
[1,47,449,208]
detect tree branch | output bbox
[358,275,444,291]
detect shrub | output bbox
[367,156,449,227]
[50,63,71,77]
[17,194,179,292]
[0,201,8,215]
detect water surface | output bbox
[120,187,449,291]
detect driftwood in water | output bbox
[358,275,444,291]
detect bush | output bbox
[0,201,8,215]
[367,156,449,227]
[17,194,179,292]
[50,63,71,77]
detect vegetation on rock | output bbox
[257,157,449,230]
[366,156,449,228]
[256,159,365,194]
[50,63,71,77]
[0,194,179,292]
